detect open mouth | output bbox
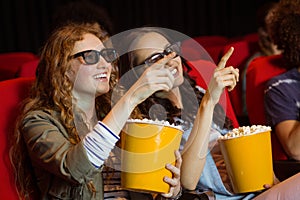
[94,73,108,80]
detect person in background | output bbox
[264,0,300,161]
[241,1,281,117]
[51,1,114,36]
[9,23,182,200]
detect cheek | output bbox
[174,57,185,85]
[75,67,95,85]
[67,62,80,83]
[175,57,182,68]
[73,67,98,95]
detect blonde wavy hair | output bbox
[9,23,118,199]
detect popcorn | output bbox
[127,118,183,131]
[219,125,271,139]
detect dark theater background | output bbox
[1,0,277,54]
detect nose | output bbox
[97,56,110,69]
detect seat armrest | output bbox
[273,160,300,181]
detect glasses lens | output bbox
[145,53,164,65]
[83,50,99,64]
[143,42,181,66]
[101,48,117,63]
[165,42,181,55]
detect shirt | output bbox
[265,67,300,127]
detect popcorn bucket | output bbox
[218,128,273,193]
[120,120,183,193]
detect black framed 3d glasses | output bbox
[72,48,118,65]
[144,42,181,66]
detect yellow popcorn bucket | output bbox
[120,120,183,193]
[218,130,273,194]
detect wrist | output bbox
[203,91,218,106]
[121,91,139,112]
[168,186,182,200]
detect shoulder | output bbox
[266,68,298,88]
[24,109,60,122]
[267,72,285,84]
[22,109,65,132]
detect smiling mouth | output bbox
[94,73,107,79]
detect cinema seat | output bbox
[0,77,35,199]
[0,52,38,81]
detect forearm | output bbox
[181,94,215,190]
[102,90,137,135]
[253,172,300,200]
[289,128,300,160]
[278,121,300,160]
[83,90,139,168]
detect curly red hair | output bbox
[9,23,118,199]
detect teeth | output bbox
[171,68,177,75]
[94,73,107,79]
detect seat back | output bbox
[187,59,239,128]
[181,39,214,62]
[0,77,35,199]
[0,52,38,81]
[17,59,39,77]
[182,35,229,63]
[246,54,287,160]
[242,32,259,53]
[193,35,229,47]
[194,35,228,64]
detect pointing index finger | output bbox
[217,47,234,70]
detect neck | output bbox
[72,91,97,128]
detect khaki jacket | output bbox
[22,110,104,200]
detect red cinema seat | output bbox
[246,54,286,127]
[181,39,214,62]
[0,77,35,199]
[0,52,38,81]
[193,35,228,47]
[193,35,229,64]
[181,36,228,64]
[17,59,39,77]
[243,32,259,53]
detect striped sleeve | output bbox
[83,121,120,168]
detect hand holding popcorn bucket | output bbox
[218,125,274,193]
[120,119,183,193]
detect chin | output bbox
[96,88,110,96]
